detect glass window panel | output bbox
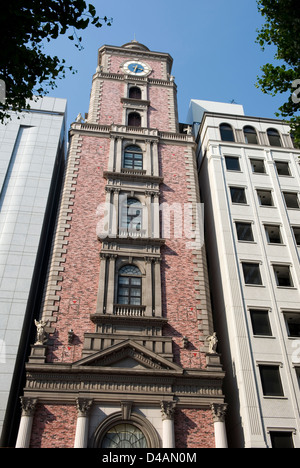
[251,159,266,174]
[275,161,290,176]
[244,126,258,144]
[101,424,148,449]
[230,187,247,204]
[259,366,284,397]
[283,192,299,209]
[236,222,254,242]
[265,225,282,244]
[270,432,294,449]
[242,263,262,285]
[118,288,129,296]
[267,129,282,147]
[225,156,240,171]
[284,312,300,337]
[250,309,272,336]
[131,288,141,297]
[118,277,129,285]
[131,278,142,286]
[220,124,235,142]
[119,265,141,276]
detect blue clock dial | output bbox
[128,63,145,74]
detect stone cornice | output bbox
[23,362,225,408]
[69,122,195,146]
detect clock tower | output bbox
[16,41,227,449]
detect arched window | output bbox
[128,112,141,127]
[244,126,258,144]
[220,123,235,142]
[123,145,143,170]
[117,265,142,305]
[121,198,142,231]
[267,128,282,147]
[129,87,142,99]
[101,423,148,448]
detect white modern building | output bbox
[0,97,67,446]
[188,99,300,448]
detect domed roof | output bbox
[121,40,150,51]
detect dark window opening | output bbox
[267,128,282,147]
[235,222,254,242]
[230,187,247,204]
[225,156,240,171]
[250,309,272,336]
[128,112,141,127]
[275,161,290,176]
[244,126,258,144]
[259,365,284,397]
[129,87,142,100]
[220,123,235,142]
[242,263,263,285]
[284,312,300,338]
[265,225,282,244]
[273,265,293,287]
[270,432,294,449]
[251,159,266,174]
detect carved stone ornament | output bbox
[20,397,38,417]
[76,398,93,417]
[34,319,48,345]
[206,332,218,354]
[120,401,133,420]
[161,401,176,421]
[211,403,228,423]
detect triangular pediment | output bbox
[73,340,182,373]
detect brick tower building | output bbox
[15,41,227,449]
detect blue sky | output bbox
[43,0,285,129]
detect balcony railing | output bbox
[113,304,146,317]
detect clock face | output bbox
[122,61,151,76]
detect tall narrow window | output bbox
[128,112,141,127]
[220,123,235,142]
[117,265,142,306]
[244,126,258,144]
[121,198,142,231]
[267,128,282,147]
[123,145,143,170]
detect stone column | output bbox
[74,398,93,448]
[15,397,37,448]
[161,401,176,448]
[211,404,228,448]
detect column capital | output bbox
[211,403,228,423]
[161,401,176,421]
[76,398,93,417]
[20,397,38,417]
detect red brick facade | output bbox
[17,41,226,449]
